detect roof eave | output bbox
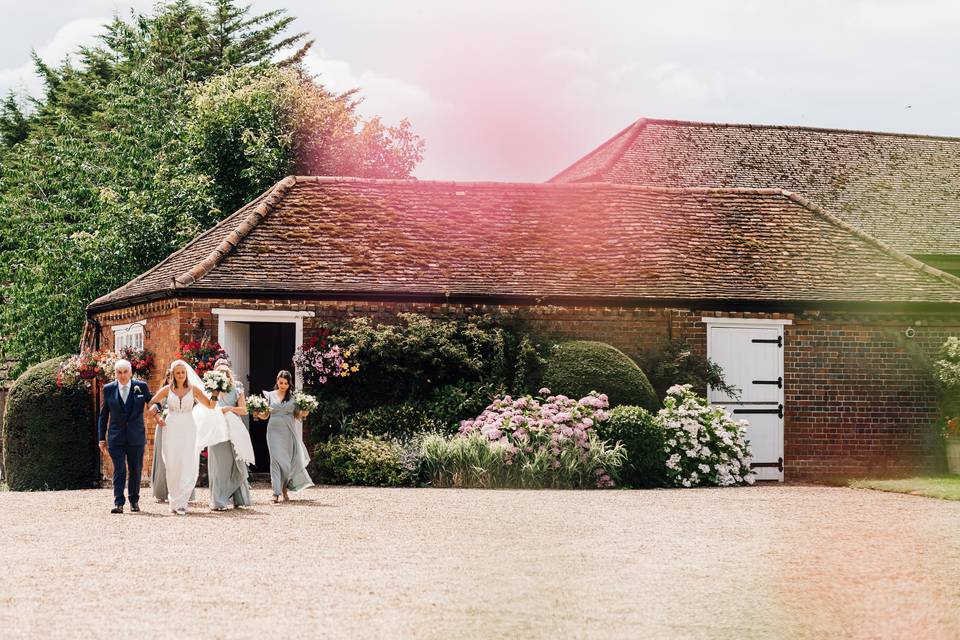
[85,287,960,315]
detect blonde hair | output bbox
[214,360,235,387]
[169,360,190,390]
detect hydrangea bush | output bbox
[659,384,755,487]
[420,389,625,489]
[934,336,960,391]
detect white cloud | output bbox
[303,49,447,122]
[542,47,598,68]
[650,63,709,101]
[854,0,960,33]
[0,17,107,99]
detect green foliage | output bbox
[0,1,424,375]
[343,402,445,441]
[2,356,98,490]
[541,341,658,410]
[324,314,543,413]
[188,66,424,216]
[934,337,960,413]
[423,381,506,432]
[595,405,668,488]
[641,338,739,400]
[309,435,417,487]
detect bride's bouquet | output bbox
[246,394,270,418]
[202,370,233,394]
[294,392,318,418]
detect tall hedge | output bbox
[2,356,98,490]
[541,341,658,410]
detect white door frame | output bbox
[213,308,315,389]
[702,317,790,481]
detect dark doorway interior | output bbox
[247,322,296,473]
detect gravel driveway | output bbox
[1,484,958,639]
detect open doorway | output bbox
[214,308,314,474]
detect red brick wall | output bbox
[93,297,960,482]
[782,314,956,479]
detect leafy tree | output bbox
[0,0,424,375]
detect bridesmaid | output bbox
[150,371,170,503]
[263,370,313,503]
[207,359,253,511]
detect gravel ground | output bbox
[1,484,959,640]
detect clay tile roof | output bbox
[87,176,960,312]
[549,118,960,256]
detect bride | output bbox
[148,360,219,515]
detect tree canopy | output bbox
[0,0,424,374]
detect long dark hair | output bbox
[274,370,294,402]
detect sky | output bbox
[1,0,959,181]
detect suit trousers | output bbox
[108,444,145,507]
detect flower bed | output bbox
[420,389,625,489]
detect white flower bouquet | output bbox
[246,394,270,418]
[202,370,233,394]
[294,392,319,418]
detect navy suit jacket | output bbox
[98,379,151,447]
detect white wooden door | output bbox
[220,321,250,395]
[707,323,785,481]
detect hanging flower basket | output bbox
[56,350,116,388]
[292,332,359,388]
[175,339,227,375]
[118,346,155,380]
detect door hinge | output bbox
[751,457,784,472]
[734,404,783,419]
[752,376,783,389]
[751,336,783,347]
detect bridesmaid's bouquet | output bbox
[294,392,318,418]
[246,394,270,418]
[202,370,233,394]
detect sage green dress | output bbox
[266,390,313,496]
[208,387,253,509]
[150,420,167,500]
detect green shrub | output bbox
[541,341,657,410]
[324,313,544,412]
[309,435,416,487]
[343,402,444,440]
[641,338,739,401]
[596,406,667,488]
[3,356,98,490]
[424,380,506,431]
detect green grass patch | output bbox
[849,475,960,501]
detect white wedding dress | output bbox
[162,388,200,513]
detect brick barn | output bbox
[84,174,960,483]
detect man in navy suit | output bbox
[98,359,155,513]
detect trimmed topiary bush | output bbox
[596,405,668,488]
[541,341,657,410]
[3,356,98,490]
